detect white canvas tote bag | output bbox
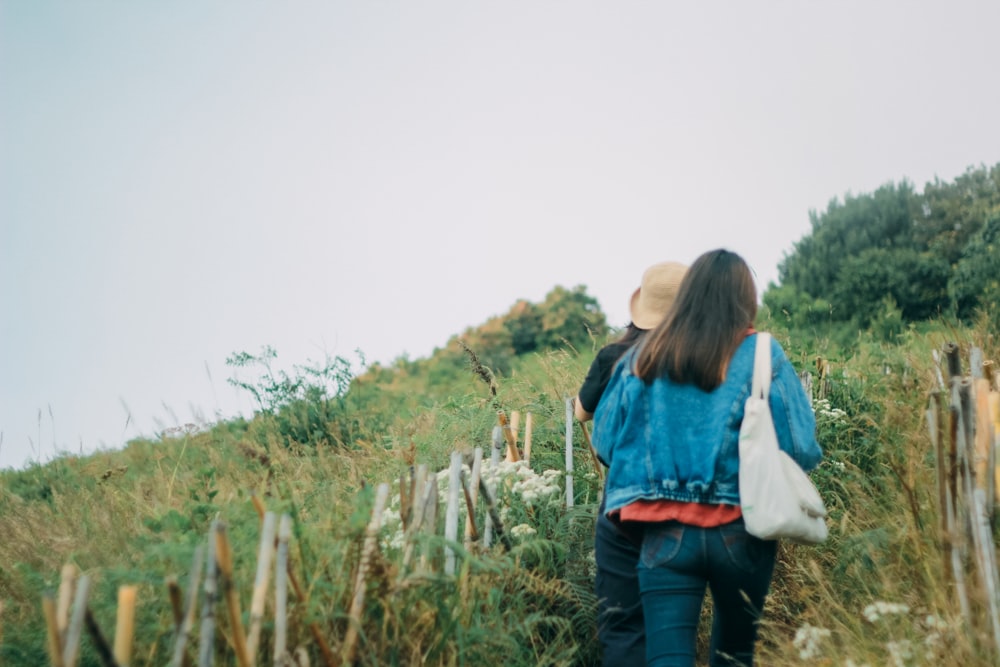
[739,333,828,544]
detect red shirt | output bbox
[617,500,742,527]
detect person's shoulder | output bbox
[596,341,631,362]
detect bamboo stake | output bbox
[274,514,292,667]
[972,347,985,380]
[461,471,480,543]
[510,411,521,450]
[523,413,534,464]
[944,342,962,380]
[444,451,463,576]
[401,464,429,573]
[57,563,77,645]
[342,482,391,666]
[62,574,91,667]
[958,380,1000,653]
[973,487,1000,653]
[215,522,251,667]
[198,522,219,667]
[171,544,205,667]
[952,382,980,627]
[932,349,946,391]
[419,478,439,573]
[407,465,417,525]
[990,386,1000,505]
[399,470,410,532]
[248,497,335,667]
[167,576,184,630]
[946,395,972,621]
[497,411,521,462]
[43,593,66,667]
[246,512,278,664]
[464,447,483,549]
[251,493,267,520]
[565,398,575,509]
[974,378,995,511]
[485,426,503,548]
[114,585,137,667]
[579,422,605,483]
[928,394,951,581]
[84,607,120,667]
[477,475,512,551]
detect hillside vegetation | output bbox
[1,163,999,666]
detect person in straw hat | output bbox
[593,249,821,666]
[574,260,688,666]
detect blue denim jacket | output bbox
[593,333,822,515]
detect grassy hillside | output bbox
[1,300,998,665]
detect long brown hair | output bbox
[634,249,757,391]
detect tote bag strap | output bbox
[752,332,772,401]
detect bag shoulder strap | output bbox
[751,332,772,400]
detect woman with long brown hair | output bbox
[593,249,822,667]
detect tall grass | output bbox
[0,321,997,665]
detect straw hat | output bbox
[629,261,688,330]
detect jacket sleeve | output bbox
[767,338,823,472]
[592,351,633,467]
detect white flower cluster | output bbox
[378,457,566,552]
[920,614,950,660]
[483,460,563,508]
[792,623,831,660]
[863,600,910,623]
[813,398,848,423]
[885,639,913,667]
[510,523,537,539]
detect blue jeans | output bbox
[595,500,645,666]
[637,519,776,667]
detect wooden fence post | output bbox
[498,411,521,462]
[401,465,429,573]
[465,447,483,550]
[523,413,534,465]
[62,574,90,667]
[445,451,463,575]
[198,521,218,667]
[114,585,137,667]
[57,563,77,648]
[215,522,250,667]
[485,427,503,547]
[342,482,391,666]
[43,593,65,667]
[171,544,205,667]
[273,514,292,667]
[419,478,439,573]
[246,512,278,664]
[565,398,575,509]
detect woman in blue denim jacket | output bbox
[593,249,822,667]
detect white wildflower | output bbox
[921,614,950,659]
[862,601,910,623]
[886,639,913,667]
[510,523,536,539]
[922,614,949,632]
[792,623,831,660]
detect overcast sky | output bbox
[2,2,998,470]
